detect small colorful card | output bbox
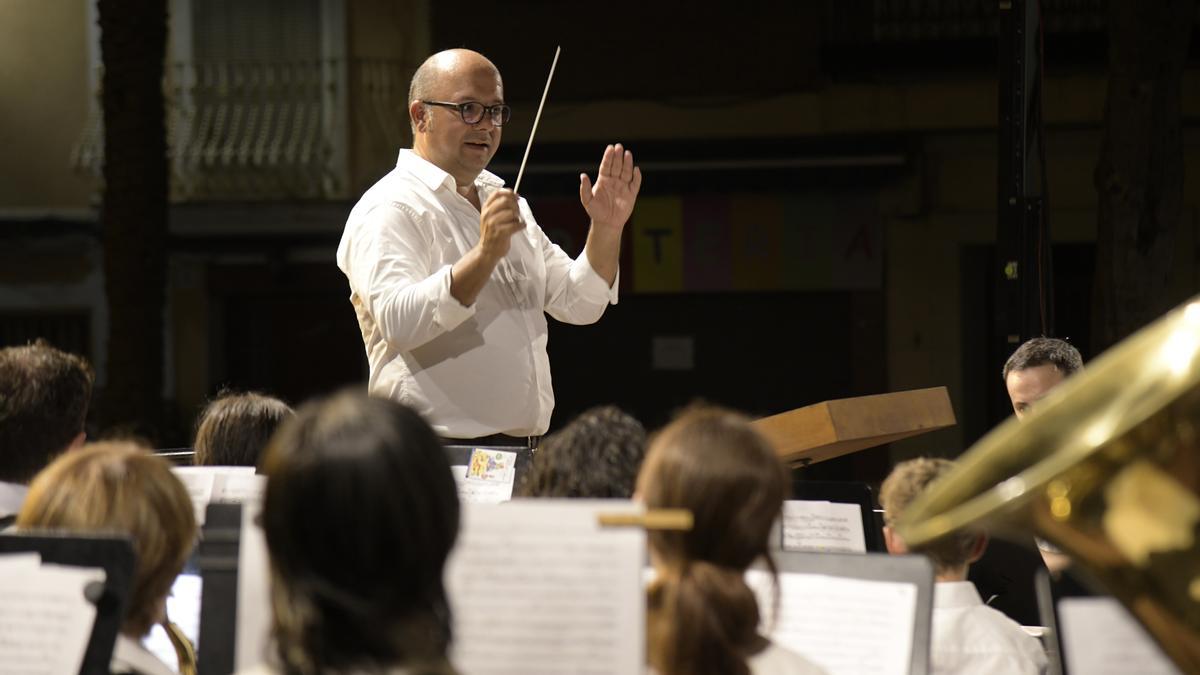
[467,448,517,483]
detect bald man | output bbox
[336,49,641,444]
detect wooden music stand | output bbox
[753,386,956,466]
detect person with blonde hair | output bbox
[637,406,825,675]
[880,457,1047,675]
[17,441,197,675]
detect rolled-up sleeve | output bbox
[340,203,475,351]
[539,224,619,325]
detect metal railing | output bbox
[72,58,364,202]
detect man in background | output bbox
[1003,337,1084,420]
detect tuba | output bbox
[897,297,1200,672]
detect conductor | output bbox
[336,49,641,445]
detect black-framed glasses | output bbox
[421,100,512,127]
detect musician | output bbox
[517,405,646,498]
[881,458,1048,675]
[0,340,93,526]
[248,391,459,675]
[638,406,826,675]
[17,442,196,675]
[192,390,293,468]
[1003,336,1083,574]
[1003,337,1083,420]
[337,48,641,445]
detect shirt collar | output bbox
[112,634,176,675]
[397,149,505,193]
[0,481,28,518]
[933,580,985,609]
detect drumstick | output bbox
[513,46,561,195]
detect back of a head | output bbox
[518,405,646,498]
[0,341,94,484]
[193,391,293,468]
[260,391,460,674]
[637,406,789,675]
[1002,337,1084,380]
[16,441,196,637]
[879,457,977,574]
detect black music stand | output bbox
[196,502,242,675]
[0,532,136,675]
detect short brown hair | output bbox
[879,457,977,573]
[1002,337,1083,380]
[637,406,789,675]
[193,391,293,468]
[0,340,94,483]
[16,441,197,636]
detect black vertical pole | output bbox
[996,0,1052,378]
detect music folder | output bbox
[0,532,136,675]
[749,550,934,675]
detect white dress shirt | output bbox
[931,581,1048,675]
[337,150,618,437]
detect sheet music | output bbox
[747,569,916,675]
[173,466,258,524]
[214,473,266,504]
[143,573,203,673]
[0,552,41,570]
[446,500,645,675]
[173,468,217,525]
[781,500,867,553]
[1058,597,1181,675]
[450,448,517,504]
[235,501,273,670]
[0,558,106,675]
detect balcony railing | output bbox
[73,58,362,202]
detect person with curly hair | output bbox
[517,405,645,499]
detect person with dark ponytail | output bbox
[244,391,460,675]
[638,406,826,675]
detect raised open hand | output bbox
[579,143,642,234]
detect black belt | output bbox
[442,433,540,449]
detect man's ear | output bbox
[410,100,428,133]
[966,532,988,564]
[883,525,909,555]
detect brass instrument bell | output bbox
[897,297,1200,672]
